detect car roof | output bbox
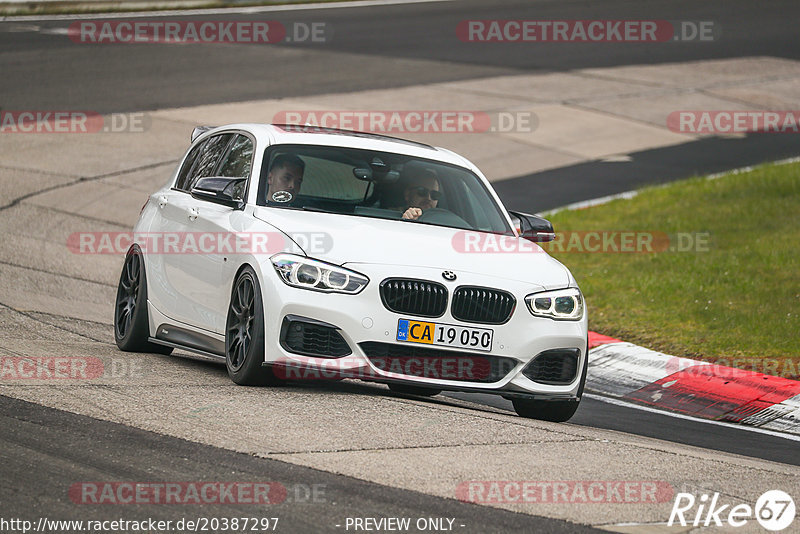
[194,123,476,170]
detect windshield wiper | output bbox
[265,204,336,214]
[298,206,336,214]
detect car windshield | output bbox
[257,144,513,234]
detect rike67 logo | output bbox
[669,490,795,531]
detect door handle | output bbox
[188,207,199,221]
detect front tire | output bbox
[225,267,282,386]
[388,383,442,397]
[512,397,580,422]
[114,245,172,355]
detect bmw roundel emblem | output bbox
[442,271,456,281]
[271,190,293,203]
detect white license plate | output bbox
[396,319,493,352]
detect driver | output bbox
[400,168,441,220]
[266,154,305,202]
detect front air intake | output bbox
[280,316,351,358]
[522,349,580,385]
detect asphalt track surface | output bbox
[2,0,800,209]
[1,0,800,530]
[2,395,600,533]
[443,392,800,467]
[2,0,800,112]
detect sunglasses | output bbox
[409,186,442,201]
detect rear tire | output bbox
[388,383,442,397]
[225,266,282,386]
[513,340,589,422]
[114,245,173,355]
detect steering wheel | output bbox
[416,207,469,227]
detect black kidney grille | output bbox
[359,342,516,383]
[281,318,351,358]
[451,286,516,324]
[522,349,580,385]
[380,278,448,317]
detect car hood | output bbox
[253,207,571,289]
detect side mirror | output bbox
[191,177,246,209]
[508,210,556,242]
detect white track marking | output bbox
[584,393,800,442]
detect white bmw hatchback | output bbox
[114,124,588,421]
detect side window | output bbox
[218,134,254,179]
[186,133,234,191]
[174,140,207,191]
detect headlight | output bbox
[271,254,369,294]
[525,288,584,321]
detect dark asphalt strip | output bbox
[492,132,800,213]
[0,395,602,534]
[443,393,800,467]
[1,0,799,112]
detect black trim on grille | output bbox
[451,285,516,325]
[379,278,448,318]
[359,341,517,383]
[280,315,352,358]
[522,349,580,385]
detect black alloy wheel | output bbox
[225,266,282,386]
[114,245,172,354]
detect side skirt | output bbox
[149,323,226,361]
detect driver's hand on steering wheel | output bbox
[402,207,422,220]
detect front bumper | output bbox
[259,262,588,398]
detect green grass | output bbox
[544,161,800,378]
